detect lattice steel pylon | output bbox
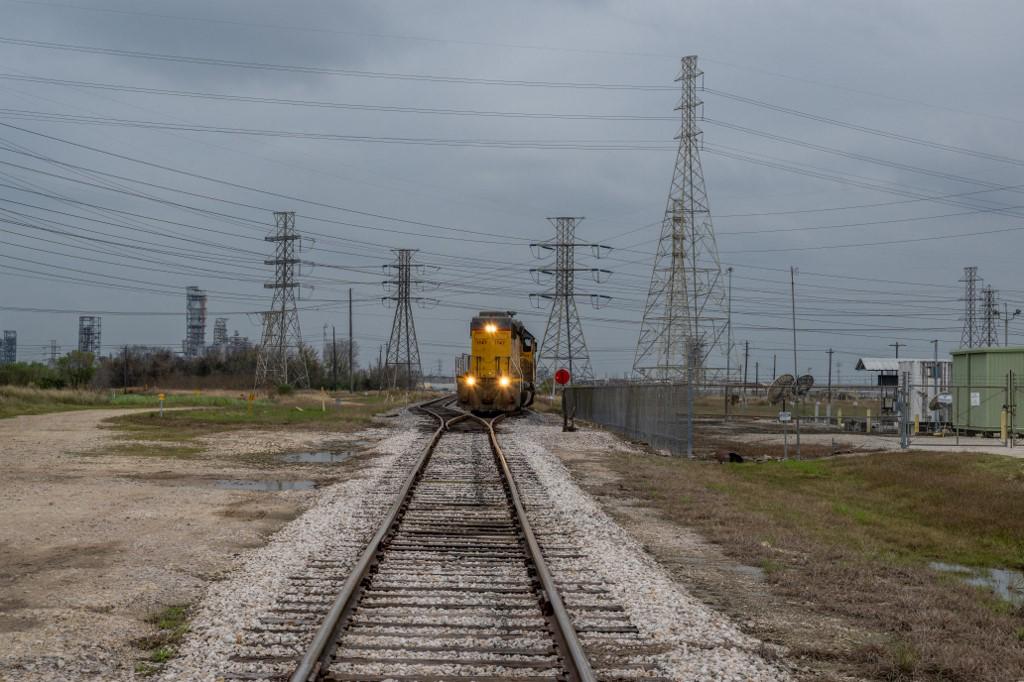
[960,266,980,348]
[255,211,310,388]
[633,55,727,382]
[383,249,427,389]
[981,285,999,347]
[530,217,611,384]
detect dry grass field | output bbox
[590,448,1024,681]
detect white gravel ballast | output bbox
[503,418,793,681]
[160,414,429,681]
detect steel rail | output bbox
[468,410,597,682]
[287,395,462,682]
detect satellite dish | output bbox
[767,374,796,404]
[795,374,815,396]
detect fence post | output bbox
[685,342,696,459]
[1010,370,1016,448]
[1003,371,1010,446]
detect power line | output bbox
[0,109,675,150]
[0,73,676,121]
[704,88,1024,167]
[0,35,677,91]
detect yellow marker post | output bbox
[837,408,843,426]
[914,414,920,434]
[158,392,165,417]
[247,392,255,415]
[1001,409,1008,444]
[866,409,872,433]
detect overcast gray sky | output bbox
[2,0,1023,381]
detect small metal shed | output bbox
[951,347,1024,434]
[855,357,950,420]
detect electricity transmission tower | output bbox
[383,249,432,389]
[530,217,610,384]
[634,55,727,382]
[981,285,999,347]
[255,211,310,388]
[960,266,981,348]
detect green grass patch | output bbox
[711,452,1024,568]
[109,393,250,408]
[0,386,111,418]
[107,390,435,443]
[0,385,257,419]
[91,442,205,460]
[692,394,882,419]
[134,604,190,676]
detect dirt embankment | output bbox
[0,408,384,680]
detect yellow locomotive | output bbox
[457,311,536,413]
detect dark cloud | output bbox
[1,0,1022,375]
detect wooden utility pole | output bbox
[724,266,733,418]
[827,348,834,404]
[348,288,355,392]
[889,341,905,359]
[332,325,337,389]
[791,266,800,458]
[743,340,749,395]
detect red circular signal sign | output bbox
[554,368,571,385]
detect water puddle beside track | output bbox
[279,451,355,464]
[930,561,1024,605]
[215,479,316,492]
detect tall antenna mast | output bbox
[633,55,727,382]
[530,217,610,384]
[255,211,310,388]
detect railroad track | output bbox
[225,397,670,681]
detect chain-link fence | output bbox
[566,383,691,455]
[567,372,1024,454]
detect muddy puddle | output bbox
[215,479,316,491]
[280,450,355,464]
[930,561,1024,605]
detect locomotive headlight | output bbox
[484,323,497,333]
[499,376,511,387]
[465,375,476,386]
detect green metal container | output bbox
[951,347,1024,433]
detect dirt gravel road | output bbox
[0,408,380,681]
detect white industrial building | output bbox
[855,357,952,423]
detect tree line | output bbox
[0,340,403,391]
